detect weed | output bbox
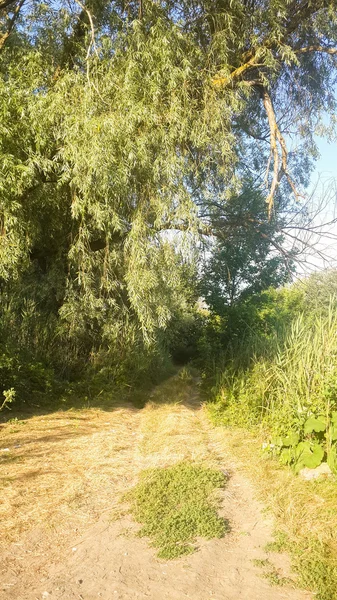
[252,558,272,568]
[0,388,15,411]
[264,530,288,553]
[7,418,27,425]
[209,306,337,473]
[126,462,229,559]
[291,539,337,600]
[252,557,293,586]
[263,571,292,586]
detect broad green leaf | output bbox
[282,432,299,447]
[295,441,311,459]
[273,437,284,447]
[280,448,292,465]
[304,416,326,435]
[296,443,324,470]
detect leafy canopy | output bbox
[0,0,336,371]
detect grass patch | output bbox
[252,558,293,587]
[266,532,337,600]
[127,461,229,559]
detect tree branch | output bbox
[73,0,97,60]
[0,0,25,51]
[212,54,262,88]
[259,86,302,216]
[295,45,337,56]
[0,0,18,10]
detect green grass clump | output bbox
[295,552,337,600]
[266,533,337,599]
[252,558,292,587]
[127,462,229,559]
[282,536,337,600]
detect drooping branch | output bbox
[158,221,213,237]
[54,2,97,74]
[285,0,330,37]
[73,0,97,60]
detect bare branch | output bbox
[295,45,337,56]
[259,86,303,215]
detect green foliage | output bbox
[252,558,291,587]
[270,411,337,473]
[294,541,337,600]
[206,275,337,473]
[166,309,206,365]
[0,344,55,403]
[126,462,228,558]
[178,366,194,384]
[200,187,292,311]
[201,273,337,377]
[1,1,337,401]
[204,273,337,598]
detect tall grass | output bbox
[210,302,337,444]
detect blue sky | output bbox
[314,136,337,180]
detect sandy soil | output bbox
[0,375,311,600]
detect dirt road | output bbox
[1,374,311,600]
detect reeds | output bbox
[213,301,337,437]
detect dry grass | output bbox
[1,372,325,597]
[0,373,219,546]
[3,371,335,554]
[0,404,141,542]
[211,427,337,544]
[136,375,219,469]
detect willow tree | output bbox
[0,0,336,370]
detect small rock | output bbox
[42,593,51,599]
[299,462,333,481]
[72,547,77,552]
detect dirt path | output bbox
[1,374,311,600]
